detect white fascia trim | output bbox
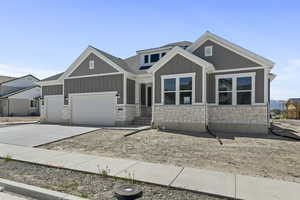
[64,72,123,80]
[211,66,265,73]
[187,31,275,68]
[59,47,134,81]
[69,91,117,97]
[136,46,172,54]
[39,80,63,86]
[148,46,214,74]
[161,72,196,105]
[269,73,276,81]
[215,72,256,106]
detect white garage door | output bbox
[45,95,64,123]
[71,92,116,126]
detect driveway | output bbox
[0,124,98,147]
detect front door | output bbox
[147,86,152,107]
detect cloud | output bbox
[0,64,60,79]
[271,59,300,100]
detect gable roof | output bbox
[187,31,275,68]
[0,75,15,84]
[148,46,214,74]
[0,85,40,99]
[136,41,192,54]
[41,72,64,82]
[58,46,136,81]
[0,74,39,85]
[287,98,300,105]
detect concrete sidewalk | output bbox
[0,143,299,200]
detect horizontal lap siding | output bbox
[42,85,63,97]
[64,74,124,104]
[155,54,203,104]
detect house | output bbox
[286,98,300,119]
[0,75,40,116]
[40,31,275,134]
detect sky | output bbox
[0,0,299,100]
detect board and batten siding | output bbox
[126,78,135,104]
[42,85,63,97]
[193,40,261,70]
[207,69,265,104]
[64,74,124,104]
[155,54,203,104]
[69,53,118,77]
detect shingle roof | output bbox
[287,98,300,105]
[90,46,137,74]
[0,85,40,99]
[41,72,64,81]
[160,41,192,48]
[0,76,16,84]
[124,55,148,74]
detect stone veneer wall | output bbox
[153,105,206,132]
[115,104,136,125]
[207,105,269,134]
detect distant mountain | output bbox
[270,100,286,111]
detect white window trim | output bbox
[205,46,213,57]
[143,52,167,66]
[89,60,95,69]
[161,73,196,105]
[215,72,255,105]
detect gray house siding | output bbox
[207,69,265,104]
[126,79,135,104]
[64,74,124,104]
[42,85,63,97]
[193,40,261,70]
[155,54,203,104]
[69,53,118,77]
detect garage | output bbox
[45,95,64,123]
[70,92,116,126]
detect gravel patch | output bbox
[0,160,226,200]
[0,117,39,123]
[42,128,300,183]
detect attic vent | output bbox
[89,60,95,69]
[205,46,213,57]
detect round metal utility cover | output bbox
[113,184,143,200]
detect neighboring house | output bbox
[286,98,300,119]
[40,31,275,134]
[270,100,286,111]
[0,75,40,116]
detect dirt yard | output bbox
[0,160,225,200]
[0,116,40,122]
[42,128,300,183]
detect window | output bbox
[144,55,149,64]
[150,53,160,62]
[237,77,252,105]
[179,77,192,104]
[89,60,95,69]
[205,46,213,57]
[162,74,195,105]
[218,78,232,105]
[30,100,38,108]
[164,78,176,104]
[217,73,255,105]
[161,52,166,57]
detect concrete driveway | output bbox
[0,124,99,147]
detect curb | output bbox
[0,178,89,200]
[0,121,39,126]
